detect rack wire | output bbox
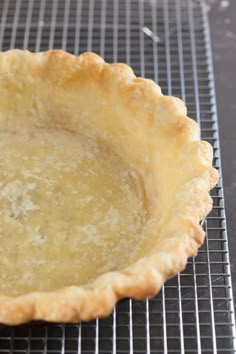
[0,0,235,353]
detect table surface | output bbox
[209,0,236,311]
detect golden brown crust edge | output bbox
[0,50,219,325]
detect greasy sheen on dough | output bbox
[0,50,218,325]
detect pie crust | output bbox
[0,50,218,325]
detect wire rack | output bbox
[0,0,235,353]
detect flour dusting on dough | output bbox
[1,180,39,218]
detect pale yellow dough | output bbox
[0,130,146,295]
[0,50,218,324]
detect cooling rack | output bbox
[0,0,235,353]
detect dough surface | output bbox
[0,130,147,295]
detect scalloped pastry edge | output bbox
[0,50,219,325]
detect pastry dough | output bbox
[0,50,218,324]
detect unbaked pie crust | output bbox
[0,50,218,324]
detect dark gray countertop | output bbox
[209,0,236,309]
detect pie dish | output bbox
[0,50,218,325]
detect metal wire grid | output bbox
[0,0,235,353]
